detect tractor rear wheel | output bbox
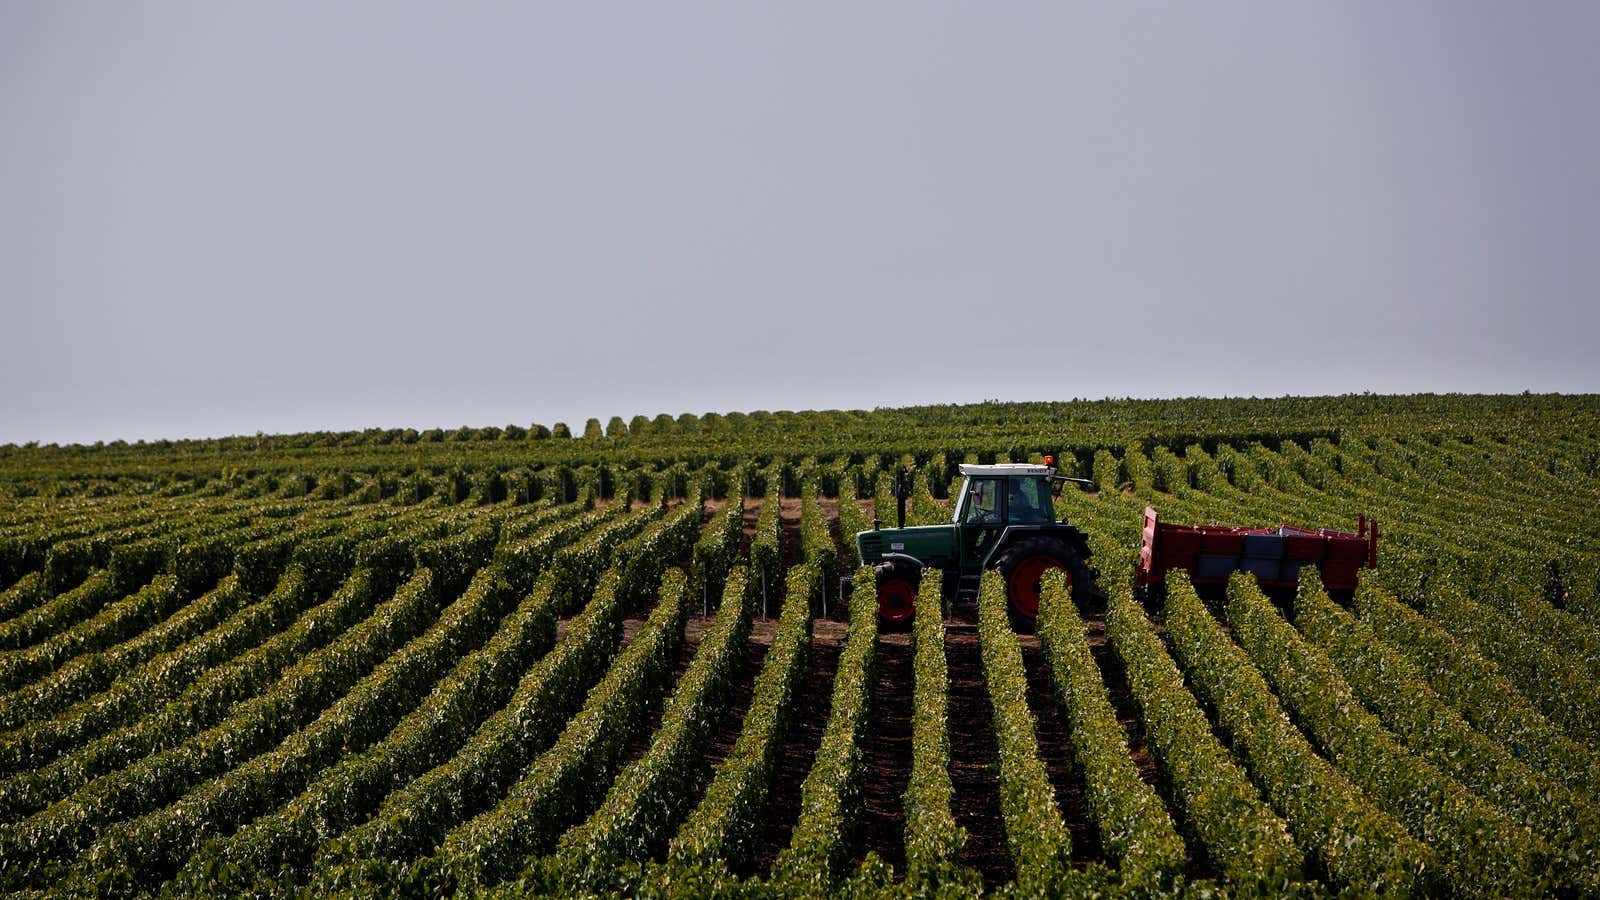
[875,566,919,627]
[992,536,1090,628]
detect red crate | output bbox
[1199,531,1245,556]
[1324,534,1369,563]
[1160,527,1202,567]
[1322,559,1361,589]
[1279,529,1326,561]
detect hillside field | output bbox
[0,395,1596,898]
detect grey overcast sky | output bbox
[2,2,1597,444]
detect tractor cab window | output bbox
[961,478,1003,525]
[1007,477,1053,524]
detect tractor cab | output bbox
[854,463,1094,625]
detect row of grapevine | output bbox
[1224,571,1551,898]
[974,571,1075,888]
[748,470,783,611]
[421,569,691,889]
[84,498,583,888]
[1292,576,1600,893]
[318,554,647,869]
[553,566,755,881]
[1349,582,1600,797]
[1099,569,1306,891]
[186,572,564,881]
[691,494,745,602]
[1036,571,1186,889]
[902,568,965,886]
[1159,571,1433,894]
[669,563,819,870]
[4,566,415,884]
[770,563,877,892]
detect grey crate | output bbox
[1242,534,1285,559]
[1279,559,1312,582]
[1241,557,1282,580]
[1196,555,1239,580]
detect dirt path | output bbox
[750,619,846,875]
[615,614,704,771]
[778,498,804,569]
[944,615,1013,889]
[1018,635,1102,866]
[854,631,912,876]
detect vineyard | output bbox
[0,394,1596,897]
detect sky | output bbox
[2,2,1598,445]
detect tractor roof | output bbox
[957,463,1055,477]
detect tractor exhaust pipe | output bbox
[895,470,910,530]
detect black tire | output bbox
[991,536,1092,631]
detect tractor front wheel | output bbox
[876,568,918,627]
[993,537,1090,628]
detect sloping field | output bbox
[0,395,1596,897]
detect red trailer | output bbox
[1136,507,1377,591]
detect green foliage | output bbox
[1294,575,1600,894]
[747,470,783,608]
[976,571,1074,888]
[1161,572,1433,895]
[771,563,877,892]
[1038,570,1186,889]
[903,568,968,885]
[317,566,634,870]
[426,570,689,888]
[0,396,1598,894]
[1225,571,1551,898]
[835,486,872,569]
[691,493,744,602]
[556,567,753,879]
[189,570,559,881]
[1102,569,1305,892]
[1350,582,1600,798]
[670,564,818,870]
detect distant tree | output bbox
[552,422,572,439]
[583,418,604,440]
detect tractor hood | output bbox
[855,524,958,569]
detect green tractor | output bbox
[853,462,1097,625]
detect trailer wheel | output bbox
[993,536,1090,626]
[875,566,919,627]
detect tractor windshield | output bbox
[1007,477,1053,524]
[960,477,1002,524]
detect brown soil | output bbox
[1018,635,1102,866]
[739,498,759,557]
[616,613,704,771]
[778,498,804,568]
[750,619,847,875]
[699,622,771,776]
[944,614,1014,889]
[853,630,912,876]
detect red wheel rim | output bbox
[1007,556,1068,619]
[877,579,916,623]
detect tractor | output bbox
[852,460,1380,625]
[854,461,1097,625]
